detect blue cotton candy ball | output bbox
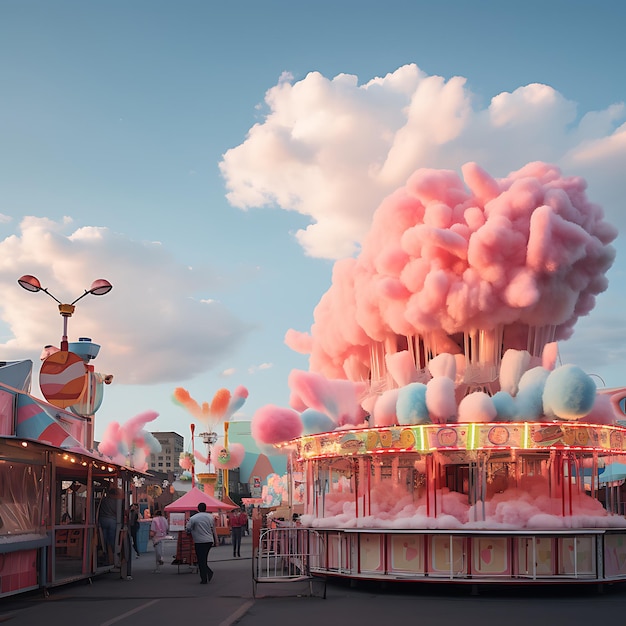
[543,364,596,420]
[300,408,336,435]
[516,366,550,421]
[491,391,517,421]
[396,382,430,425]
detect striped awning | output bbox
[16,393,90,453]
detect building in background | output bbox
[148,431,183,475]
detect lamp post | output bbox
[18,275,112,351]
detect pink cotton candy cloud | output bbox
[120,410,158,442]
[300,474,622,531]
[288,370,367,427]
[97,411,160,468]
[251,405,303,445]
[98,421,122,457]
[286,162,617,383]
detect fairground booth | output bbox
[0,352,144,597]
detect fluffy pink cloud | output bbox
[287,162,617,381]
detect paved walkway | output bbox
[3,533,626,626]
[0,533,264,626]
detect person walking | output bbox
[228,506,247,557]
[149,509,168,573]
[186,502,218,584]
[129,504,141,558]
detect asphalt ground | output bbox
[3,534,626,626]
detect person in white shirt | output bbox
[185,502,218,584]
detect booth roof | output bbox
[598,462,626,484]
[164,487,237,513]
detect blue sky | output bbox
[1,0,625,444]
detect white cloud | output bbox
[220,63,626,260]
[0,217,250,385]
[248,362,273,374]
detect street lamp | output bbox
[18,274,113,351]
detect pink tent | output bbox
[164,487,237,513]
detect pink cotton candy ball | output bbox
[251,405,303,444]
[458,391,497,423]
[372,389,399,427]
[426,376,457,423]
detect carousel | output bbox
[252,162,626,585]
[280,406,626,584]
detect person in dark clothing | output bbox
[129,504,141,557]
[228,507,247,557]
[98,485,121,565]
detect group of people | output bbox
[97,483,249,584]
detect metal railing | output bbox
[252,526,326,598]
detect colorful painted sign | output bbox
[295,423,626,460]
[39,351,88,408]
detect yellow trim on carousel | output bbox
[286,421,626,460]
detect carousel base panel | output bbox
[307,528,626,585]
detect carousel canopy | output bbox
[164,487,237,513]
